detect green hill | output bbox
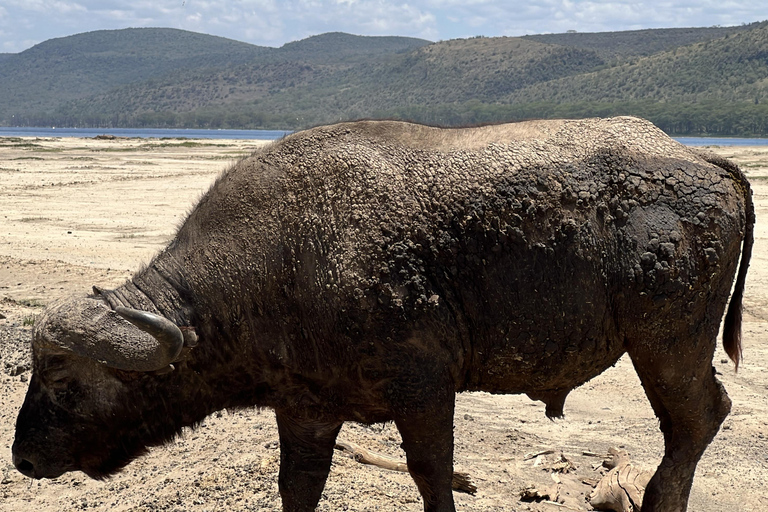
[248,36,607,125]
[38,31,432,128]
[4,23,768,135]
[46,35,606,128]
[523,23,762,59]
[0,28,268,120]
[366,22,768,134]
[510,22,768,104]
[485,21,768,135]
[277,32,431,62]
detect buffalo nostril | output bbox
[13,454,35,477]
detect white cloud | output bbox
[2,37,38,52]
[421,1,767,37]
[425,0,495,5]
[3,0,86,14]
[0,0,766,52]
[185,13,203,24]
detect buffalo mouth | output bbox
[12,438,140,481]
[12,451,72,480]
[13,455,133,481]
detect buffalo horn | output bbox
[114,307,184,365]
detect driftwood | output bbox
[589,448,653,512]
[519,451,584,510]
[334,439,477,495]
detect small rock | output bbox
[10,364,29,376]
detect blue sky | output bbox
[0,0,766,53]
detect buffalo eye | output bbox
[38,356,76,388]
[47,372,72,389]
[41,365,73,388]
[49,378,86,409]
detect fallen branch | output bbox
[334,439,477,495]
[589,448,653,512]
[524,449,555,461]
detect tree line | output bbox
[378,100,768,137]
[8,99,768,137]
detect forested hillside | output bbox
[0,28,269,117]
[524,23,761,58]
[2,22,768,135]
[511,23,768,104]
[504,22,768,134]
[277,32,431,62]
[257,37,607,122]
[69,36,606,128]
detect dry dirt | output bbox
[1,135,767,512]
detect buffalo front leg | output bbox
[628,334,731,512]
[394,390,457,512]
[275,412,343,512]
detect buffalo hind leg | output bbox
[394,390,457,512]
[628,335,731,512]
[275,412,343,512]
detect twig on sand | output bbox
[334,439,477,495]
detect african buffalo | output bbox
[13,117,753,512]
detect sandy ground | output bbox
[1,135,767,512]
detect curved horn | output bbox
[33,297,184,372]
[114,306,184,364]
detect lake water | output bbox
[1,127,768,146]
[674,136,768,146]
[0,127,291,140]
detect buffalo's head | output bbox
[12,294,187,479]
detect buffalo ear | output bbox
[33,296,183,372]
[181,327,198,347]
